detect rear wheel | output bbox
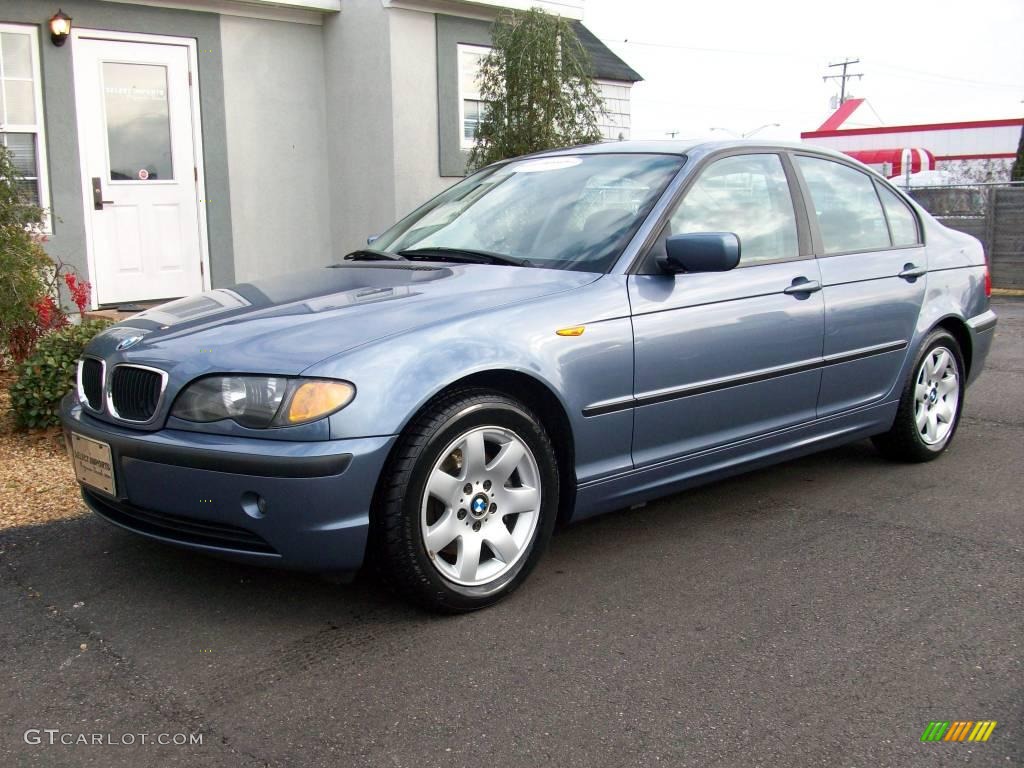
[872,330,964,462]
[373,388,558,612]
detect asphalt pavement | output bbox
[2,298,1022,768]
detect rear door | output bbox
[792,155,926,417]
[628,152,824,467]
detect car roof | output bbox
[526,139,850,160]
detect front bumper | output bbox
[60,395,395,572]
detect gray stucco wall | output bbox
[435,14,491,178]
[388,8,451,219]
[220,15,330,282]
[0,0,234,294]
[322,0,396,258]
[320,3,455,255]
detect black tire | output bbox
[872,330,965,463]
[372,388,559,613]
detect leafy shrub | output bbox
[0,145,91,363]
[9,321,112,429]
[0,144,50,362]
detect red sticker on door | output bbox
[138,169,149,180]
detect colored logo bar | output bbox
[921,721,997,742]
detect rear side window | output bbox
[876,183,920,246]
[667,153,799,266]
[796,156,891,254]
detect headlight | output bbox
[171,376,355,428]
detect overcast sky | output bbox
[583,0,1024,141]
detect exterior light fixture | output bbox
[49,9,72,47]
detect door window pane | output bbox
[877,183,920,246]
[103,62,173,181]
[797,156,891,254]
[669,153,798,265]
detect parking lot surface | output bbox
[2,299,1021,767]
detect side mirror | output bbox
[366,234,380,245]
[661,232,741,274]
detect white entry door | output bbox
[73,36,207,306]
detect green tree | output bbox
[467,8,605,171]
[1012,124,1024,182]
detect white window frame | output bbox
[457,43,490,151]
[0,23,51,230]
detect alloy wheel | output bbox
[420,426,542,586]
[914,345,960,445]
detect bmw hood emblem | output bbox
[116,334,145,351]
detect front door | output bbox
[73,36,206,306]
[629,152,824,467]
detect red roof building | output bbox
[801,99,1023,183]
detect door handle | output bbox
[783,278,822,295]
[898,263,927,280]
[91,177,114,210]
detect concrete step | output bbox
[82,301,170,324]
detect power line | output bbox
[823,58,863,105]
[590,32,1024,90]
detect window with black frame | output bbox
[664,153,799,266]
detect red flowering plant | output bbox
[6,259,94,363]
[64,272,92,315]
[1,145,92,364]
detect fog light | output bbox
[240,491,267,519]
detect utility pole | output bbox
[823,58,863,105]
[665,130,680,139]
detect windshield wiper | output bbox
[337,248,408,263]
[397,247,532,268]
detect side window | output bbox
[876,183,921,246]
[0,26,50,217]
[796,156,890,254]
[666,154,799,266]
[457,44,489,150]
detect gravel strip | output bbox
[0,370,86,530]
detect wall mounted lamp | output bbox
[49,9,72,47]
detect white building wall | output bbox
[802,124,1021,159]
[220,14,331,281]
[596,79,631,141]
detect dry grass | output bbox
[0,368,86,530]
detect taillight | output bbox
[984,263,992,298]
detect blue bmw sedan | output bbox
[61,141,997,611]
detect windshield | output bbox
[372,153,685,273]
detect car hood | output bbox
[87,264,600,375]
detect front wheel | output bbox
[872,330,965,462]
[373,388,559,613]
